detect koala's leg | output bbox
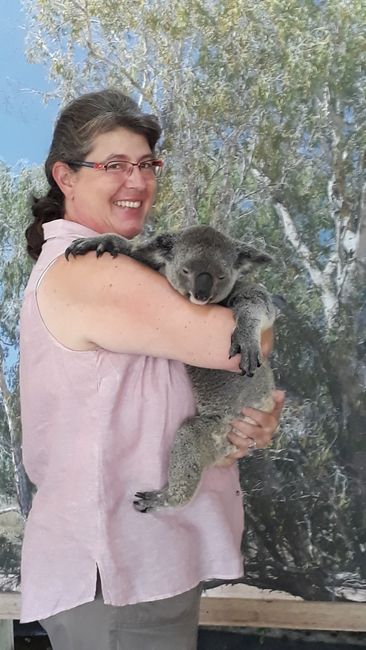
[133,415,222,513]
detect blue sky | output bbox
[0,1,59,167]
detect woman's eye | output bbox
[107,161,124,171]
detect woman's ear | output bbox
[52,162,77,199]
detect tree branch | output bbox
[251,167,338,327]
[273,200,338,325]
[0,507,20,515]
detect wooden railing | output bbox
[1,591,365,650]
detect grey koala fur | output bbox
[65,226,277,512]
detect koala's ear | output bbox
[152,233,177,261]
[134,232,177,269]
[235,244,273,270]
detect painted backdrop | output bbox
[1,0,365,603]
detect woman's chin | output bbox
[112,211,145,238]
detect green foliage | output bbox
[0,400,16,499]
[0,534,21,585]
[0,165,44,348]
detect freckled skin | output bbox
[66,225,278,511]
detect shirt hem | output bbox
[20,570,245,623]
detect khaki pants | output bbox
[40,582,202,650]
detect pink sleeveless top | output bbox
[19,219,244,623]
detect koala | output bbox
[65,226,277,512]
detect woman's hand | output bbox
[219,390,285,467]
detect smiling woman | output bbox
[52,128,159,238]
[19,88,283,650]
[26,92,162,257]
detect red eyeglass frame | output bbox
[67,159,164,176]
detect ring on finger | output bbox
[248,438,257,450]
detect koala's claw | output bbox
[229,341,241,359]
[239,348,262,377]
[65,238,89,260]
[65,237,114,260]
[133,490,163,513]
[65,235,131,260]
[230,329,262,377]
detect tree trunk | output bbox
[0,360,33,518]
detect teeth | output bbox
[114,200,142,208]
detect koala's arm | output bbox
[224,282,277,375]
[65,233,165,271]
[37,252,245,372]
[226,282,276,328]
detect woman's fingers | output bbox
[225,389,286,461]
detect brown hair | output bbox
[26,89,161,260]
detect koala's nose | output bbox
[194,272,213,301]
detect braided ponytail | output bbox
[26,184,65,260]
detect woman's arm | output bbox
[37,252,272,371]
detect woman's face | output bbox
[62,127,157,239]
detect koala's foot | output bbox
[133,488,180,513]
[133,471,201,512]
[229,329,262,376]
[65,234,132,260]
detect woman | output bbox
[20,89,284,650]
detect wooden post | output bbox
[0,620,14,650]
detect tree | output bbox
[18,0,366,599]
[0,164,46,587]
[0,164,45,519]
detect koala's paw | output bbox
[133,490,168,513]
[229,330,262,377]
[65,234,131,260]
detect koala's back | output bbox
[187,362,275,419]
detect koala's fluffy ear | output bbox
[152,234,177,261]
[134,233,177,269]
[235,244,273,271]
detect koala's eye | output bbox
[182,268,189,274]
[218,275,226,280]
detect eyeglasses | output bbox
[67,158,164,178]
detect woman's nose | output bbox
[123,165,148,190]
